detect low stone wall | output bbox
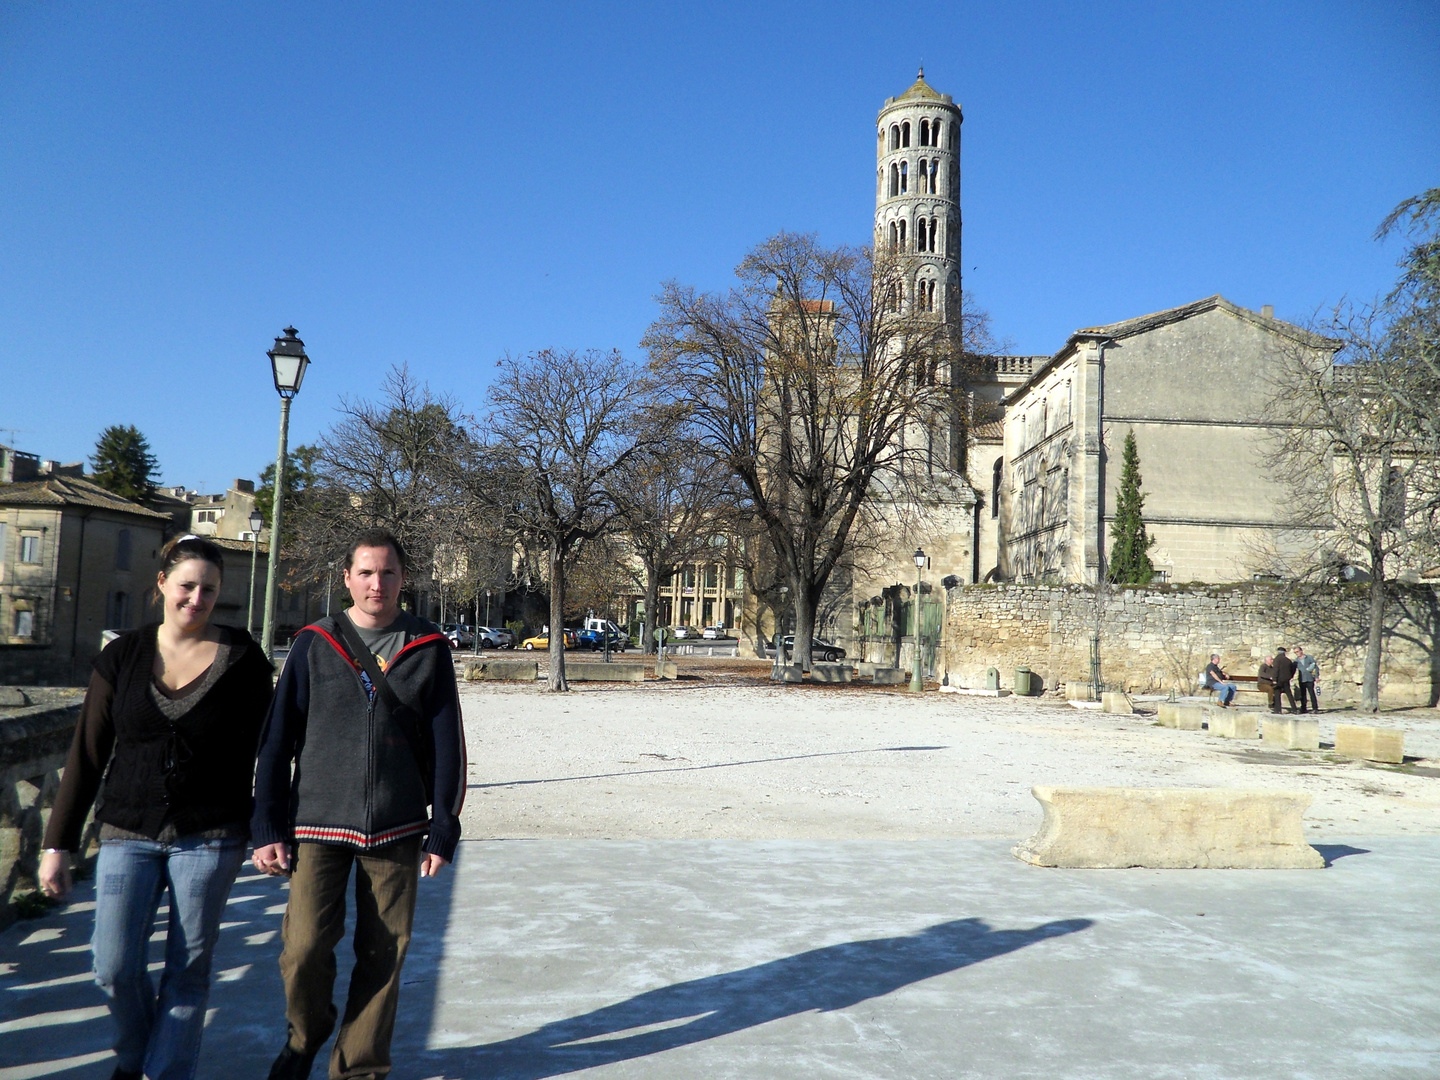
[0,691,86,928]
[941,582,1439,707]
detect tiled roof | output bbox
[0,477,172,520]
[972,418,1004,443]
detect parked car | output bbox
[774,635,847,662]
[475,626,514,649]
[442,624,474,649]
[576,626,627,651]
[671,625,695,639]
[521,628,577,650]
[701,626,729,640]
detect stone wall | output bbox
[0,690,85,928]
[941,582,1440,706]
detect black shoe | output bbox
[110,1068,142,1080]
[268,1046,317,1080]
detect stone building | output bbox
[0,476,170,682]
[995,295,1335,585]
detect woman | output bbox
[39,535,273,1080]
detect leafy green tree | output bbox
[90,425,158,501]
[1107,431,1155,585]
[255,444,318,540]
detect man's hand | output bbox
[420,853,450,878]
[39,851,72,899]
[253,842,292,876]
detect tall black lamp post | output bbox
[910,548,927,692]
[246,509,264,637]
[260,326,310,659]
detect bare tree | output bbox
[612,443,734,653]
[482,349,666,691]
[644,232,986,671]
[1264,304,1436,711]
[278,366,473,605]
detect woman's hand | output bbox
[252,842,292,876]
[39,851,72,900]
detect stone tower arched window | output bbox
[901,121,910,147]
[920,118,930,146]
[899,161,907,193]
[889,162,899,197]
[890,124,900,150]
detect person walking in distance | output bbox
[1294,645,1321,713]
[251,529,466,1080]
[39,536,273,1080]
[1270,646,1297,714]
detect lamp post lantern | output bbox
[911,548,926,693]
[259,326,310,659]
[246,509,264,637]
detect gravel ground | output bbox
[458,662,1440,842]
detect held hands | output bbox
[420,852,450,878]
[39,850,72,900]
[252,842,292,876]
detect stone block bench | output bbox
[1334,724,1404,764]
[870,667,907,686]
[1207,710,1259,740]
[464,659,538,682]
[1263,715,1320,751]
[566,662,645,683]
[1156,702,1207,730]
[655,660,678,680]
[1012,786,1324,869]
[1102,691,1134,714]
[810,663,851,683]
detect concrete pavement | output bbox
[2,836,1437,1079]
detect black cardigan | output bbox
[44,624,274,850]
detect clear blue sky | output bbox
[2,2,1436,492]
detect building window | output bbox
[899,161,907,193]
[992,458,1003,518]
[1065,380,1072,424]
[949,122,959,150]
[901,121,910,147]
[684,567,696,589]
[889,162,899,197]
[116,528,131,570]
[890,124,900,150]
[929,160,939,197]
[705,566,718,589]
[107,590,131,629]
[919,119,930,146]
[20,534,40,564]
[917,158,928,193]
[14,608,34,638]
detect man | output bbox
[1270,645,1297,714]
[1203,654,1238,707]
[1294,645,1321,714]
[251,529,466,1080]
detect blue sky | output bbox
[2,2,1436,492]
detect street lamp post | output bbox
[246,509,264,637]
[259,327,310,659]
[911,548,926,693]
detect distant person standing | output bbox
[251,529,466,1080]
[1270,646,1297,714]
[1294,646,1320,713]
[1204,654,1238,707]
[39,536,273,1080]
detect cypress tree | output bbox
[1107,430,1155,585]
[90,425,158,502]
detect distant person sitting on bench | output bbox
[1204,655,1238,707]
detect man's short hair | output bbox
[345,528,407,573]
[1210,654,1220,661]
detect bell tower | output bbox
[876,68,962,321]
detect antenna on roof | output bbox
[917,63,924,80]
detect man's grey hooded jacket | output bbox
[250,612,466,861]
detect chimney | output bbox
[234,479,255,493]
[1261,304,1274,319]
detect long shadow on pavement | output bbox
[418,916,1091,1079]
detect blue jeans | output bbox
[1213,681,1237,705]
[92,836,246,1080]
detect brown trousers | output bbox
[278,837,422,1080]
